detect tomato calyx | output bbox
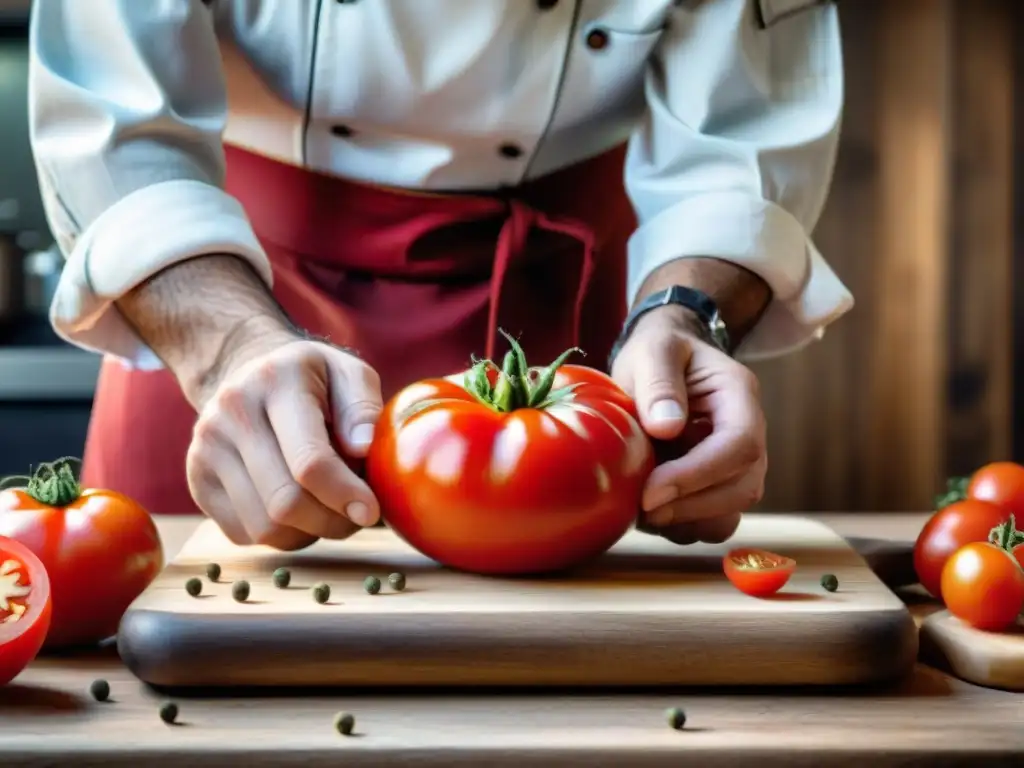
[988,514,1024,555]
[0,456,84,508]
[463,329,584,413]
[934,475,969,510]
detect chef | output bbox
[28,0,851,552]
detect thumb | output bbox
[629,344,690,441]
[324,348,384,458]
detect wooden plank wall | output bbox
[752,0,1016,512]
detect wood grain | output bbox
[117,515,917,689]
[919,610,1024,691]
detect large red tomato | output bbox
[367,338,654,575]
[941,540,1024,632]
[914,499,1011,599]
[0,535,52,684]
[967,462,1024,518]
[0,458,163,648]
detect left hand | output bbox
[611,307,767,544]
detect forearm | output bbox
[116,255,298,407]
[634,257,772,347]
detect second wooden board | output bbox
[919,609,1024,691]
[118,514,918,688]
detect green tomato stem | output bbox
[0,457,84,507]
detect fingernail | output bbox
[348,423,375,449]
[646,507,674,527]
[649,399,686,423]
[643,484,679,512]
[345,500,376,527]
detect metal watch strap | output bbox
[607,286,731,370]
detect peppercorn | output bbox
[232,580,251,602]
[272,567,292,589]
[312,582,331,604]
[334,711,355,735]
[185,577,203,597]
[665,707,686,730]
[89,678,110,702]
[159,701,179,724]
[820,574,839,592]
[388,572,406,592]
[363,575,381,595]
[206,562,221,582]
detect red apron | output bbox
[82,145,636,516]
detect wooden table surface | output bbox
[1,513,1022,767]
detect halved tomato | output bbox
[0,536,52,684]
[723,548,795,597]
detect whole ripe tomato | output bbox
[0,458,163,648]
[0,535,51,684]
[366,335,654,575]
[941,539,1024,632]
[967,462,1024,518]
[723,548,795,598]
[913,499,1010,599]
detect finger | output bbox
[186,428,253,546]
[662,512,743,546]
[325,350,384,458]
[265,384,380,529]
[644,469,764,528]
[623,335,691,442]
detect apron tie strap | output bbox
[487,200,598,361]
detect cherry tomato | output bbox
[0,458,163,648]
[913,499,1010,599]
[367,338,654,575]
[0,536,52,684]
[723,548,796,597]
[940,541,1024,632]
[967,462,1024,518]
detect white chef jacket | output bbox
[28,0,852,368]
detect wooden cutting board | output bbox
[918,609,1024,691]
[117,514,918,689]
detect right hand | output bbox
[185,337,383,550]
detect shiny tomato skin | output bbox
[0,488,163,648]
[723,548,796,598]
[0,536,52,684]
[914,499,1011,599]
[968,462,1024,518]
[940,541,1024,632]
[367,365,654,575]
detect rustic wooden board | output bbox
[918,609,1024,692]
[117,514,918,689]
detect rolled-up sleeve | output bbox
[29,0,272,366]
[625,0,852,360]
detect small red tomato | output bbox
[941,541,1024,632]
[0,535,52,685]
[968,462,1024,518]
[913,499,1011,599]
[723,548,795,597]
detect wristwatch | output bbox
[607,285,731,370]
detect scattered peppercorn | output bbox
[159,702,179,725]
[89,679,110,702]
[312,582,331,604]
[334,711,355,736]
[206,562,221,582]
[820,574,839,593]
[232,580,251,602]
[388,572,406,592]
[665,707,686,730]
[185,577,203,597]
[363,575,381,595]
[272,567,292,589]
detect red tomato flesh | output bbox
[0,536,52,685]
[940,541,1024,632]
[913,499,1011,599]
[368,362,654,575]
[723,548,795,597]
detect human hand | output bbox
[611,308,767,544]
[185,336,383,550]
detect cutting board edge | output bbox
[918,610,1024,692]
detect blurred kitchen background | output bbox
[0,0,1020,511]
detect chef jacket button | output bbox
[498,143,523,159]
[536,0,559,9]
[331,124,354,138]
[585,28,610,51]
